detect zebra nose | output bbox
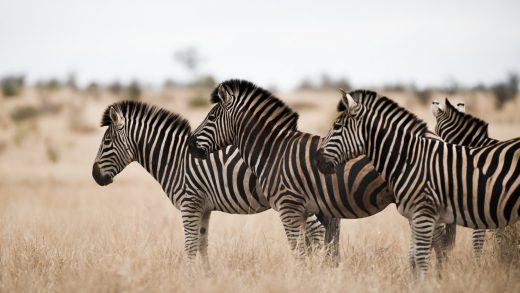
[92,162,112,186]
[187,135,209,159]
[187,135,198,149]
[315,149,335,175]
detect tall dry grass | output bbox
[0,87,519,292]
[1,179,519,292]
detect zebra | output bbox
[92,100,327,268]
[187,79,421,263]
[317,89,520,278]
[431,99,520,258]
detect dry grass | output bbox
[0,88,519,292]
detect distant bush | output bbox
[188,95,209,108]
[163,79,179,89]
[382,83,407,92]
[66,73,77,90]
[1,75,24,97]
[10,106,39,122]
[195,75,216,89]
[108,81,123,95]
[127,81,141,100]
[320,75,352,91]
[86,82,100,97]
[298,75,351,91]
[35,79,60,91]
[298,78,314,90]
[491,73,518,108]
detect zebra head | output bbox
[188,83,236,159]
[316,89,366,174]
[432,98,466,142]
[93,105,135,186]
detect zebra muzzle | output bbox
[315,149,336,175]
[92,162,113,186]
[187,135,209,160]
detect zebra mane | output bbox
[376,96,429,137]
[444,98,489,137]
[100,100,191,133]
[337,89,428,137]
[337,89,379,111]
[211,79,299,128]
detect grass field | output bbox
[0,88,519,292]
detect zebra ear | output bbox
[109,106,125,129]
[456,102,465,113]
[217,84,233,104]
[339,88,359,113]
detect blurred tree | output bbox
[1,75,24,97]
[163,79,178,89]
[334,77,351,92]
[196,74,216,88]
[86,82,99,97]
[320,74,333,89]
[127,81,141,101]
[491,73,519,108]
[66,72,77,90]
[298,78,314,90]
[108,81,123,95]
[175,47,201,82]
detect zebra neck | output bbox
[363,113,426,189]
[132,122,189,202]
[233,99,298,182]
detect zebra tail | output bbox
[445,223,457,251]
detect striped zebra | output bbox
[187,79,411,262]
[431,99,520,258]
[317,90,520,278]
[92,101,327,268]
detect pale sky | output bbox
[1,0,519,89]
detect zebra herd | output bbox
[93,79,519,279]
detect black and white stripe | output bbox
[432,99,519,258]
[92,101,326,268]
[188,80,402,263]
[318,90,520,278]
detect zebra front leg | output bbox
[472,229,486,260]
[180,198,204,266]
[199,212,211,271]
[410,210,437,280]
[320,216,341,267]
[431,224,448,277]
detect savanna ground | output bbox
[0,87,519,292]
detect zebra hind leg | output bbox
[278,192,308,261]
[410,209,437,280]
[472,229,486,260]
[408,234,417,277]
[304,214,326,253]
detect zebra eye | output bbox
[333,122,343,130]
[208,114,216,121]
